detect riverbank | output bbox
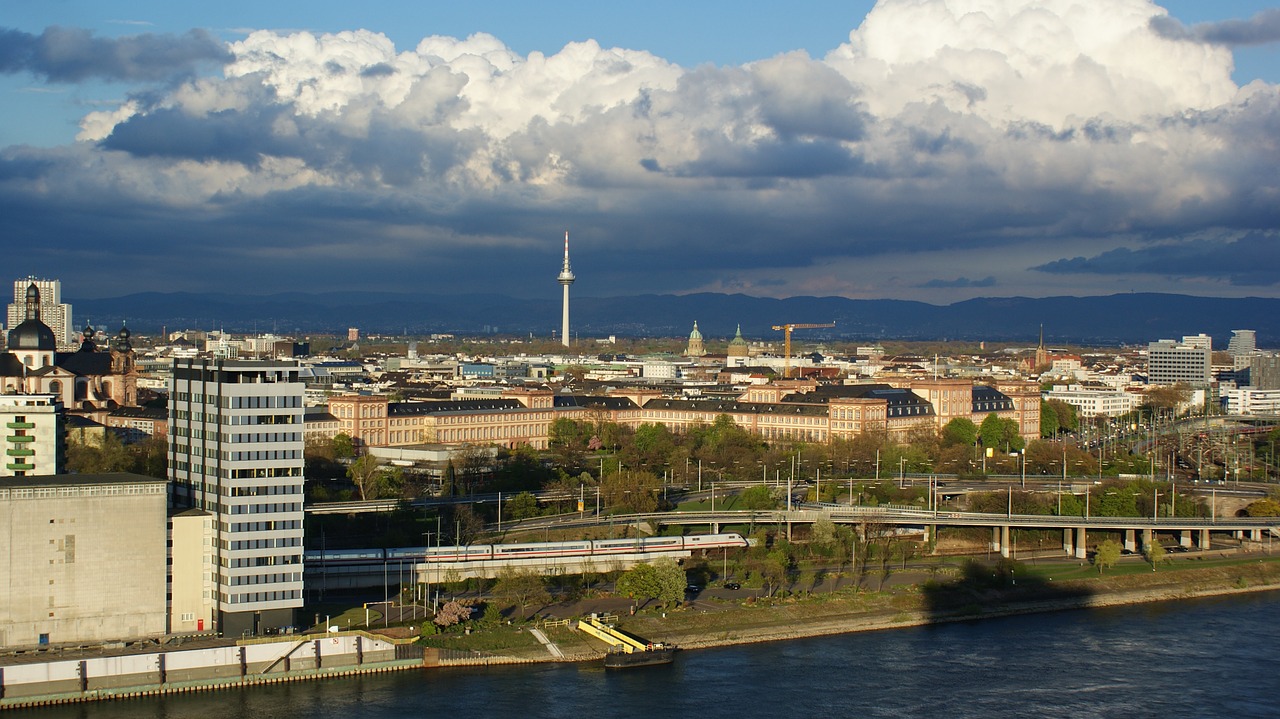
[419,552,1280,664]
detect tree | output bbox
[615,558,684,605]
[332,433,356,459]
[1094,539,1122,575]
[942,418,979,448]
[493,567,550,619]
[1046,399,1079,433]
[739,484,777,510]
[451,505,484,546]
[1143,384,1192,417]
[1040,401,1061,438]
[1145,540,1166,571]
[66,432,135,474]
[432,600,474,628]
[506,491,541,520]
[601,469,662,513]
[347,455,385,500]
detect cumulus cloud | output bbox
[1151,8,1280,47]
[0,26,230,82]
[2,0,1279,302]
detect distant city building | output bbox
[7,277,73,348]
[1249,355,1280,390]
[1224,387,1280,416]
[1044,387,1138,417]
[0,394,65,477]
[686,321,706,357]
[1228,329,1258,370]
[1227,329,1256,356]
[169,359,305,637]
[1180,333,1212,351]
[1147,340,1211,387]
[347,327,359,342]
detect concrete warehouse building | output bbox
[0,473,168,649]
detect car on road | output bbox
[724,582,741,591]
[685,584,701,594]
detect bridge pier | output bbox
[1199,528,1211,549]
[1252,528,1264,541]
[1063,528,1074,556]
[1180,530,1192,549]
[712,522,720,534]
[991,527,1001,554]
[924,524,937,553]
[1000,526,1011,558]
[1075,527,1087,560]
[1141,528,1154,551]
[1123,529,1136,553]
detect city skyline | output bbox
[3,1,1280,304]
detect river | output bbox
[22,591,1280,719]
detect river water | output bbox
[24,591,1280,719]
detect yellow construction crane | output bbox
[771,322,836,378]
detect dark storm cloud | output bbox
[0,26,231,82]
[1033,234,1280,286]
[1150,9,1280,47]
[99,84,483,184]
[918,276,996,289]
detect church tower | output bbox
[686,321,706,357]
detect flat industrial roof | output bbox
[0,472,166,490]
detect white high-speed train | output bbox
[306,532,748,565]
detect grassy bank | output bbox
[410,553,1280,661]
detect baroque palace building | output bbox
[318,378,1040,452]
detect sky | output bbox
[2,0,1280,305]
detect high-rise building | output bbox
[1249,355,1280,390]
[1228,330,1258,370]
[1147,340,1211,387]
[168,359,305,637]
[7,277,73,348]
[0,394,65,477]
[557,231,575,348]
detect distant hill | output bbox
[68,291,1280,347]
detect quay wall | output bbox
[0,633,414,709]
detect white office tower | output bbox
[1147,340,1211,387]
[168,359,305,637]
[557,231,575,347]
[7,277,73,347]
[1228,330,1258,370]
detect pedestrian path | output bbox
[528,628,565,659]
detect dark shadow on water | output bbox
[921,558,1096,623]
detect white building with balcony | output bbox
[168,359,305,637]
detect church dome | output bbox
[8,283,56,351]
[688,321,703,340]
[727,324,749,357]
[8,319,57,351]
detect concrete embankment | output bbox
[0,632,424,710]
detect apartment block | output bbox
[168,359,305,637]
